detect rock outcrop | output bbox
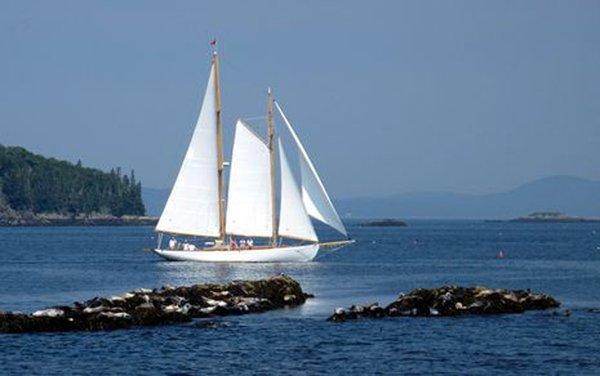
[0,275,309,333]
[328,286,560,322]
[360,219,407,227]
[0,210,158,227]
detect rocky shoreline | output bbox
[0,275,309,333]
[328,285,560,322]
[0,210,158,227]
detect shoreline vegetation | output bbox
[0,145,147,226]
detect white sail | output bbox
[275,102,348,236]
[225,120,272,238]
[278,139,318,242]
[156,62,220,237]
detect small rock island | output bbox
[361,218,407,227]
[0,275,309,333]
[328,285,560,322]
[510,212,600,223]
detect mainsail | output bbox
[277,139,318,242]
[225,120,273,238]
[156,62,220,237]
[274,102,348,236]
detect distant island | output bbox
[0,145,155,226]
[360,218,407,227]
[509,212,600,223]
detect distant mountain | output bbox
[143,175,600,219]
[336,176,600,219]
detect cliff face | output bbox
[0,145,145,222]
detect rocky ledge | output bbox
[0,210,159,227]
[0,275,310,333]
[328,285,560,322]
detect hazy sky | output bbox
[1,1,599,198]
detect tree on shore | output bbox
[0,145,146,216]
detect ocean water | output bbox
[1,221,599,375]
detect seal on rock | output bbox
[328,285,560,322]
[0,275,311,334]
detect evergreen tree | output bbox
[0,145,146,216]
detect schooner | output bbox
[153,47,353,262]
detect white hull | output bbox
[153,243,320,263]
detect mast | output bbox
[212,48,226,241]
[155,42,224,239]
[267,87,278,246]
[275,101,348,237]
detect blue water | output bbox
[1,221,600,375]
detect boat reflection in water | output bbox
[154,259,321,287]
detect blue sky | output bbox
[1,1,599,198]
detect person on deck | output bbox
[240,239,247,249]
[230,238,237,250]
[168,238,177,250]
[247,238,254,249]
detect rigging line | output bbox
[242,115,268,121]
[313,245,346,261]
[238,119,269,146]
[218,52,245,74]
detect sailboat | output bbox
[153,48,353,262]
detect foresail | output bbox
[278,139,318,242]
[275,102,348,236]
[156,63,220,237]
[225,120,272,238]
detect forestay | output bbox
[278,139,318,242]
[275,102,348,236]
[156,63,220,237]
[225,120,273,238]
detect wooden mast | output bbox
[212,48,226,242]
[267,87,278,246]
